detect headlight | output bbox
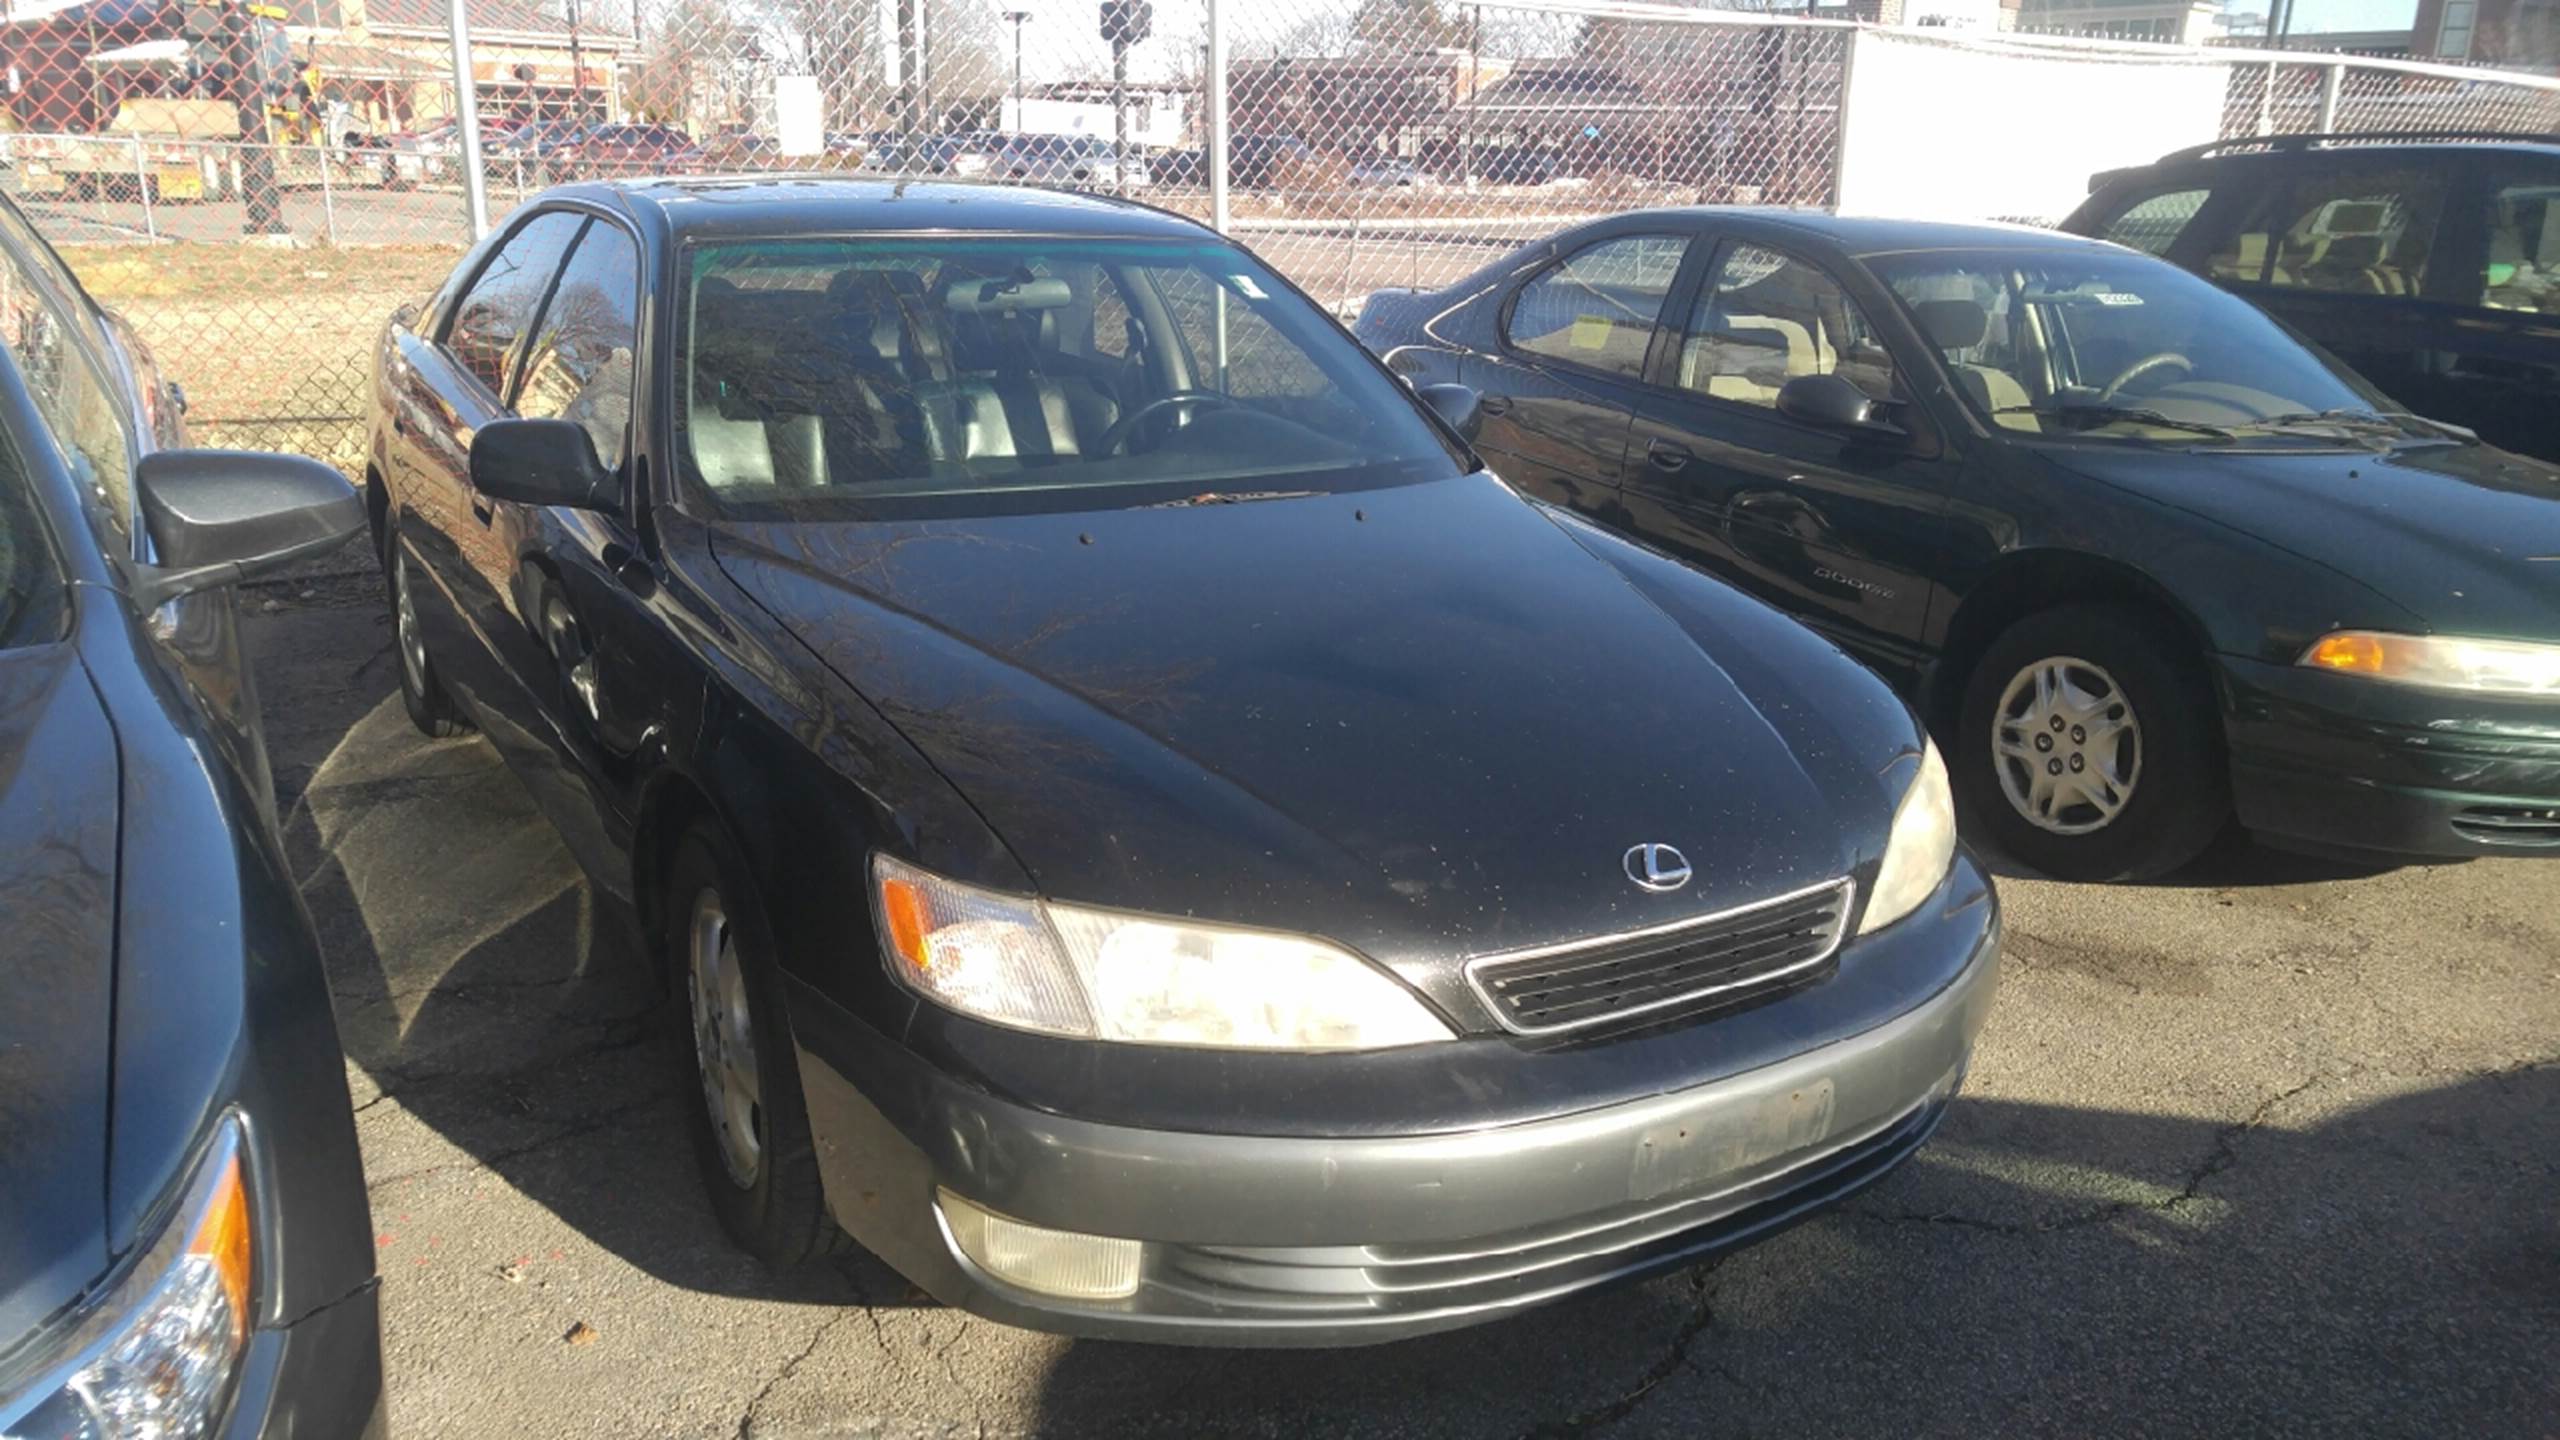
[1,1114,255,1440]
[873,855,1454,1050]
[1859,741,1956,936]
[2301,631,2560,697]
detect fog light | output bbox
[937,1190,1142,1301]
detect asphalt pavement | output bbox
[252,573,2559,1440]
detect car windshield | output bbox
[1867,247,2442,446]
[678,236,1464,518]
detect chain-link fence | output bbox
[3,0,2554,473]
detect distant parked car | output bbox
[994,133,1148,189]
[1151,146,1204,186]
[0,187,383,1434]
[1361,207,2560,878]
[2062,131,2560,464]
[545,122,699,182]
[1475,147,1566,186]
[1230,132,1311,188]
[374,116,519,187]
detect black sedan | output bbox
[366,178,1998,1346]
[0,199,383,1432]
[1358,209,2560,880]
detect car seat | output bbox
[1911,298,2038,432]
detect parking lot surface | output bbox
[255,576,2557,1439]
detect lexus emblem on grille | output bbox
[1623,843,1692,892]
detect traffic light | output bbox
[1098,0,1151,48]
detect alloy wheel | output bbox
[1991,655,2142,836]
[687,889,764,1189]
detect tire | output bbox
[1955,603,2228,883]
[383,520,471,738]
[663,821,848,1267]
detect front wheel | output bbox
[384,521,471,738]
[1955,604,2227,882]
[664,822,848,1268]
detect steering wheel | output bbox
[1098,390,1235,456]
[2099,351,2194,403]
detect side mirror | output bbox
[469,418,617,511]
[1777,373,1900,436]
[133,449,363,608]
[1417,382,1483,443]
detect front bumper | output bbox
[222,1281,386,1439]
[2222,655,2560,858]
[791,874,2000,1346]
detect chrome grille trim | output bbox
[1463,877,1856,1037]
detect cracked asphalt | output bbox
[250,579,2560,1440]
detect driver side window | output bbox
[1678,243,1896,409]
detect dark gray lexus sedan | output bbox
[368,177,1999,1346]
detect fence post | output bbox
[1206,0,1229,234]
[2317,61,2344,133]
[133,135,156,239]
[447,0,491,239]
[319,141,339,246]
[2259,59,2277,136]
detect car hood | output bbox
[709,473,1904,989]
[2054,440,2560,639]
[0,643,121,1343]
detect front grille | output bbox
[2452,804,2560,847]
[1465,879,1854,1037]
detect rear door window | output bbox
[2096,186,2211,257]
[442,210,587,400]
[2254,168,2448,297]
[1504,234,1688,379]
[0,232,132,541]
[2479,171,2560,314]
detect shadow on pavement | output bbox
[272,615,916,1309]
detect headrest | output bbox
[1912,298,1989,351]
[944,276,1072,315]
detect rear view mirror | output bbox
[470,418,618,512]
[1778,374,1900,436]
[133,449,364,608]
[1417,382,1483,443]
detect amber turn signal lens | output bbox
[189,1153,255,1343]
[2304,633,2387,673]
[880,878,929,967]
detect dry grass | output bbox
[59,242,464,471]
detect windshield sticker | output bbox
[1227,273,1270,300]
[1571,314,1614,350]
[2093,292,2144,306]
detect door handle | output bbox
[1646,437,1691,471]
[1478,393,1512,416]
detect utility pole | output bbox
[567,0,586,121]
[447,0,490,237]
[1098,0,1150,195]
[895,0,923,141]
[1005,9,1029,130]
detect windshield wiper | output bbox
[1140,488,1322,508]
[1996,404,2240,440]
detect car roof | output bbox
[574,175,1213,243]
[2128,131,2560,174]
[1609,207,2124,259]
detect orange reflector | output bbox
[881,878,929,967]
[190,1154,254,1340]
[2306,633,2387,673]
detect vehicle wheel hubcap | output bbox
[393,547,430,699]
[687,891,763,1188]
[1992,656,2141,836]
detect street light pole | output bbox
[1005,9,1029,129]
